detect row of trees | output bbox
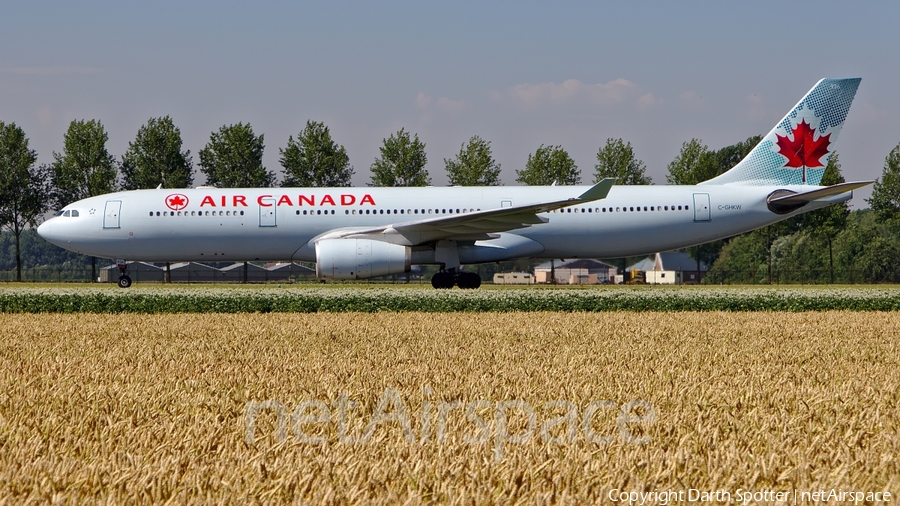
[5,114,900,282]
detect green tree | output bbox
[0,122,51,281]
[516,145,579,186]
[51,119,119,208]
[199,123,273,187]
[867,143,900,224]
[369,128,430,187]
[801,153,848,282]
[280,121,354,187]
[444,135,501,186]
[666,139,711,185]
[712,135,762,173]
[593,138,650,185]
[121,116,193,190]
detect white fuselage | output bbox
[37,184,849,264]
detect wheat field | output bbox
[1,312,898,504]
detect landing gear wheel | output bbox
[117,275,132,288]
[457,272,481,289]
[431,271,454,289]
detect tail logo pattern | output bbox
[775,118,831,183]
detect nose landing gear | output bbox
[430,268,481,289]
[116,259,132,288]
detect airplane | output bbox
[38,78,872,289]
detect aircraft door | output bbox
[693,193,710,222]
[103,200,122,229]
[259,197,276,227]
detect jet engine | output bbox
[315,238,411,280]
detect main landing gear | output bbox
[116,259,132,288]
[431,269,481,289]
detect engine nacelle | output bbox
[315,239,411,280]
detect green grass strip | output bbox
[2,288,900,312]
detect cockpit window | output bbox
[70,210,79,217]
[62,210,70,217]
[55,210,64,217]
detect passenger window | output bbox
[678,206,682,210]
[685,205,689,210]
[149,212,153,217]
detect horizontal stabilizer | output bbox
[768,181,873,205]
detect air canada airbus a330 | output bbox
[39,78,872,289]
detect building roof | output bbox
[660,251,707,271]
[627,257,656,271]
[168,262,219,271]
[627,252,708,272]
[534,259,616,271]
[220,262,269,272]
[100,261,162,271]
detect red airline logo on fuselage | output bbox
[168,194,377,208]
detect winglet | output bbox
[576,178,615,202]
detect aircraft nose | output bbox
[37,220,60,245]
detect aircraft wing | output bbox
[768,181,874,205]
[312,178,615,246]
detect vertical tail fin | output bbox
[701,78,860,186]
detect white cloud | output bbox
[0,66,104,75]
[415,92,466,123]
[637,92,663,111]
[501,78,638,109]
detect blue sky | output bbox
[2,1,898,204]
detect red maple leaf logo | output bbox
[166,194,189,211]
[775,119,831,182]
